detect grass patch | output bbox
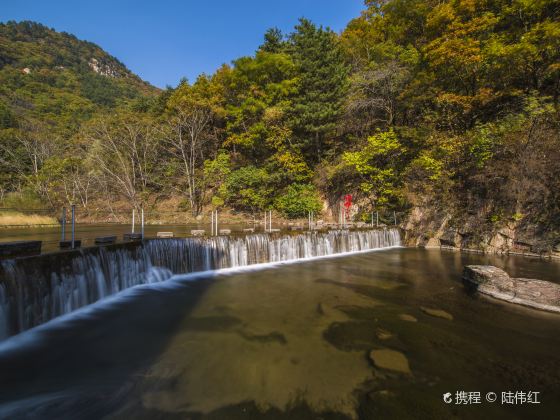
[0,211,57,226]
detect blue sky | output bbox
[1,0,365,88]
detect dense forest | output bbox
[0,1,559,250]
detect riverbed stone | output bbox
[369,349,411,374]
[368,389,395,400]
[376,328,393,340]
[420,307,453,320]
[463,265,560,313]
[398,314,417,322]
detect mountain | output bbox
[0,21,158,133]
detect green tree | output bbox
[274,183,322,218]
[221,51,297,161]
[288,18,349,161]
[204,151,232,208]
[260,28,286,53]
[222,166,273,213]
[342,129,405,208]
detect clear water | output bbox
[0,248,559,419]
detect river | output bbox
[0,246,559,419]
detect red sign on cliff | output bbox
[343,194,352,210]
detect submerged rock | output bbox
[376,328,393,340]
[368,389,396,400]
[463,265,560,313]
[398,314,418,322]
[369,349,411,374]
[323,321,377,351]
[420,307,453,320]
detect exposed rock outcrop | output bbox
[462,265,560,313]
[88,57,120,77]
[404,205,560,257]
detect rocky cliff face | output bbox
[403,206,560,258]
[88,57,121,77]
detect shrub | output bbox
[274,183,322,219]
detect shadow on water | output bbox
[0,236,235,419]
[114,401,351,420]
[0,274,217,419]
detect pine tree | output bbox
[260,27,286,53]
[288,18,349,162]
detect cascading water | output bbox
[0,229,400,340]
[0,284,8,341]
[0,244,171,341]
[146,229,401,272]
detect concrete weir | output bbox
[0,229,401,341]
[0,241,42,259]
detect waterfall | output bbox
[146,229,401,273]
[0,244,170,341]
[0,284,8,341]
[0,229,400,340]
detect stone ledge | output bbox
[462,265,560,313]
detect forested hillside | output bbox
[0,21,157,203]
[0,1,559,252]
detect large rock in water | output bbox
[462,265,560,313]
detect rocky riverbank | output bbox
[403,206,560,258]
